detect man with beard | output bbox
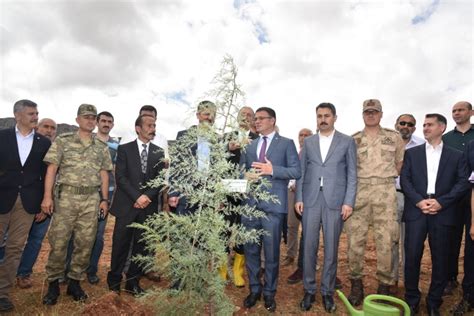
[442,101,474,296]
[391,114,424,288]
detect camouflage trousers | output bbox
[46,191,99,282]
[346,181,399,285]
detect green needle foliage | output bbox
[131,115,277,315]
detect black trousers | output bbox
[447,194,470,281]
[404,215,453,308]
[108,209,151,284]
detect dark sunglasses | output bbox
[398,121,415,127]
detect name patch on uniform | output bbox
[381,137,395,145]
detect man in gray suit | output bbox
[295,103,357,312]
[240,107,301,313]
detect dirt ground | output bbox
[4,217,469,315]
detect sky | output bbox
[1,0,472,142]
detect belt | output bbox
[358,177,395,185]
[59,184,99,195]
[426,193,436,199]
[319,186,323,191]
[396,189,403,193]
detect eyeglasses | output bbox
[398,121,415,127]
[254,116,272,122]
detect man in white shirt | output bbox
[391,114,425,286]
[0,100,51,312]
[401,113,470,315]
[295,103,357,312]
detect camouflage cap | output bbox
[363,99,382,112]
[77,104,97,116]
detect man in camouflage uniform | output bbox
[41,104,113,305]
[346,99,405,306]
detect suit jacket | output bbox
[110,140,165,218]
[296,131,357,210]
[240,132,301,214]
[400,143,470,226]
[0,127,51,214]
[226,130,259,165]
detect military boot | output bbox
[42,280,60,305]
[348,279,364,306]
[66,279,88,301]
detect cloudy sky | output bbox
[1,0,472,142]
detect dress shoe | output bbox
[426,304,441,316]
[0,297,14,312]
[107,275,121,293]
[409,304,420,315]
[452,298,473,315]
[287,268,303,284]
[335,276,342,290]
[66,279,88,301]
[300,292,315,311]
[144,271,161,282]
[322,295,336,313]
[243,292,261,309]
[87,273,100,285]
[125,281,145,297]
[281,256,295,266]
[17,275,32,289]
[43,280,60,305]
[348,279,364,306]
[443,279,459,296]
[376,282,391,295]
[264,295,276,312]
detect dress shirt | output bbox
[319,130,335,187]
[136,138,149,157]
[15,125,34,166]
[197,136,210,172]
[256,131,276,158]
[426,142,443,195]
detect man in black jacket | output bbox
[107,114,165,295]
[0,99,51,312]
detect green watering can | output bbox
[336,290,411,316]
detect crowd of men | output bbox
[0,98,473,316]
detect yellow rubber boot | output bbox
[233,253,246,287]
[218,264,228,281]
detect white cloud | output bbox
[1,0,472,142]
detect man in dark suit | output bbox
[168,100,217,215]
[295,103,357,312]
[107,114,165,295]
[401,113,470,315]
[240,107,301,312]
[0,99,51,312]
[223,106,258,287]
[453,138,474,315]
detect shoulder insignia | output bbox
[352,131,362,137]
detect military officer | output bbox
[346,99,405,306]
[41,104,113,305]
